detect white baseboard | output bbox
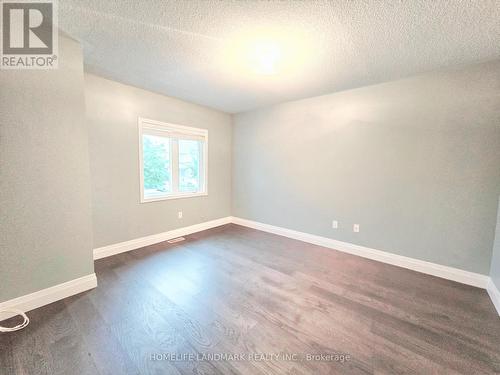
[230,217,490,289]
[2,216,493,323]
[93,216,232,260]
[90,215,494,307]
[0,274,97,322]
[487,279,500,316]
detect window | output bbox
[139,118,207,202]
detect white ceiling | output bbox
[59,1,500,113]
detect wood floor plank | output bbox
[64,293,141,375]
[1,224,499,374]
[0,324,19,374]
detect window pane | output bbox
[142,134,171,199]
[178,139,201,193]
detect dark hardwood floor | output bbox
[1,224,499,374]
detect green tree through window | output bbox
[143,135,171,192]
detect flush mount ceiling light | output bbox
[224,27,311,77]
[247,39,282,75]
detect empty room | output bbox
[1,1,500,374]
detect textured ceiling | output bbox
[59,1,500,113]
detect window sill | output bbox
[140,192,208,203]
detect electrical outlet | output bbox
[353,224,360,233]
[178,211,183,219]
[332,220,338,229]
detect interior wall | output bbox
[232,60,500,275]
[490,198,500,290]
[85,74,232,249]
[0,34,94,302]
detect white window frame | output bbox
[138,117,208,203]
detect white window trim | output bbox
[138,117,208,203]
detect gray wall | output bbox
[490,198,500,289]
[0,34,94,302]
[233,61,500,275]
[85,74,232,248]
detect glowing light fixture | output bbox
[224,27,311,77]
[248,40,282,75]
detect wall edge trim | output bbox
[93,216,232,260]
[486,278,500,316]
[230,216,489,289]
[0,274,97,322]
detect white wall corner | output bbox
[487,279,500,316]
[0,274,97,322]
